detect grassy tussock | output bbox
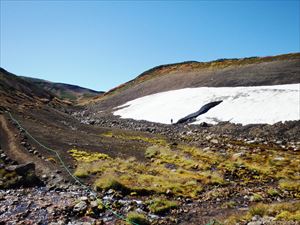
[225,202,300,224]
[101,131,168,146]
[0,168,18,188]
[147,198,178,215]
[126,212,150,225]
[72,132,300,198]
[69,149,110,163]
[279,180,300,192]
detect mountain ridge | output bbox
[102,52,300,97]
[20,76,104,103]
[86,52,300,111]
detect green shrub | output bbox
[145,146,160,159]
[127,212,150,225]
[251,193,263,202]
[148,198,178,215]
[94,173,130,194]
[279,179,300,192]
[267,188,280,197]
[249,203,267,217]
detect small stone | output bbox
[210,139,219,144]
[134,200,143,205]
[273,157,285,161]
[205,135,212,140]
[252,215,261,221]
[49,221,65,225]
[247,221,262,225]
[79,196,88,201]
[243,195,249,200]
[90,200,98,208]
[107,189,115,195]
[232,152,244,160]
[73,201,87,213]
[149,214,160,220]
[166,189,172,195]
[103,217,113,222]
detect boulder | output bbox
[6,162,35,175]
[73,201,87,213]
[5,162,43,187]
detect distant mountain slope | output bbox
[89,53,300,110]
[0,68,56,110]
[21,77,104,102]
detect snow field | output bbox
[113,84,300,125]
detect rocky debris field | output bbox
[0,186,170,225]
[0,108,300,225]
[75,110,300,144]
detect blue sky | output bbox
[1,1,299,91]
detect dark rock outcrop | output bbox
[1,162,43,188]
[6,162,36,175]
[176,100,223,124]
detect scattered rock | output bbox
[73,201,87,213]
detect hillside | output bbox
[0,62,299,225]
[21,76,104,103]
[0,68,57,111]
[88,53,300,110]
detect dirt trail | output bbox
[0,114,54,176]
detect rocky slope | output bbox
[0,68,70,113]
[21,76,104,103]
[1,107,300,225]
[87,53,300,111]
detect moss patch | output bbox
[126,212,150,225]
[73,131,300,199]
[148,198,178,215]
[69,149,110,163]
[225,202,300,224]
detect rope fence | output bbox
[7,111,138,225]
[6,111,222,225]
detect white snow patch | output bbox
[113,84,300,125]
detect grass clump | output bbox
[145,146,160,159]
[72,133,300,199]
[126,212,150,225]
[101,131,168,146]
[248,203,268,217]
[251,193,263,202]
[221,201,236,209]
[279,179,300,192]
[94,173,130,194]
[0,168,19,189]
[69,149,110,163]
[225,202,300,224]
[74,169,89,178]
[148,198,178,215]
[267,188,280,197]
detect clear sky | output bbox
[0,1,299,91]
